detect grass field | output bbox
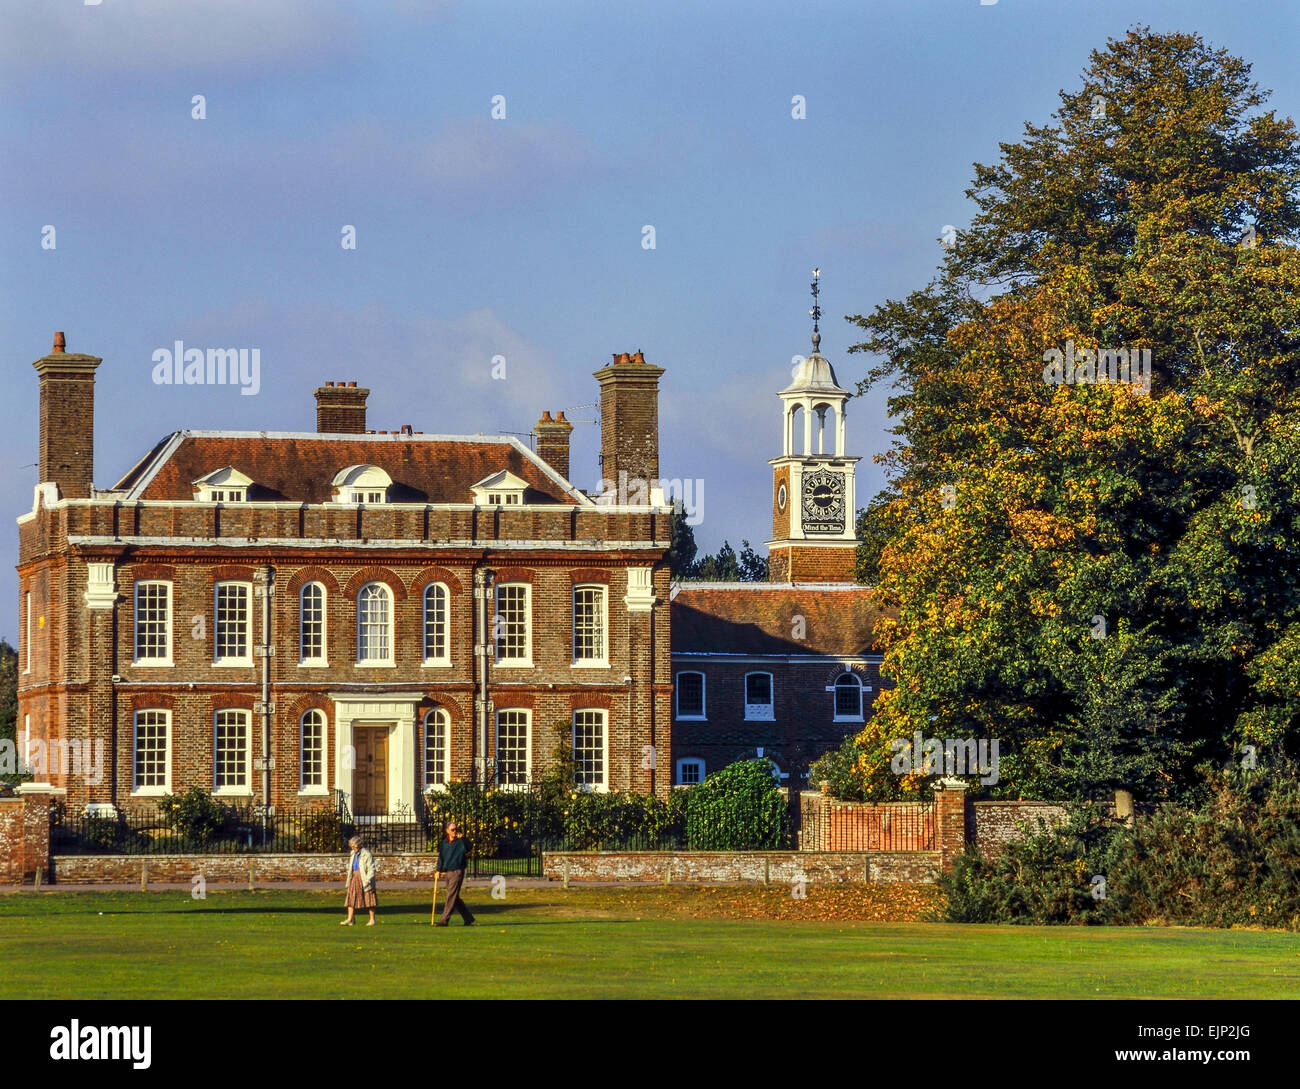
[2,886,1298,999]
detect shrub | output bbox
[155,787,227,846]
[685,759,789,850]
[939,805,1131,925]
[298,807,344,853]
[1110,759,1300,930]
[81,815,123,853]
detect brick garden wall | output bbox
[970,801,1116,861]
[51,852,444,885]
[542,850,939,885]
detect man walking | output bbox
[435,821,476,927]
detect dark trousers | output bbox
[439,868,475,924]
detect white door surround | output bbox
[330,692,423,815]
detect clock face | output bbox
[777,483,787,512]
[802,468,845,532]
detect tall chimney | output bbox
[33,332,102,499]
[534,410,574,481]
[314,380,370,434]
[593,349,664,502]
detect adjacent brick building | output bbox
[668,329,887,787]
[17,336,674,813]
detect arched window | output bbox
[423,583,449,664]
[832,672,863,722]
[675,671,706,720]
[424,708,450,789]
[744,672,774,720]
[300,709,327,791]
[299,582,326,664]
[357,582,393,665]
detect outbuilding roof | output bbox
[670,582,889,657]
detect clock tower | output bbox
[767,270,861,583]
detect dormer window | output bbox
[331,464,392,505]
[192,467,253,503]
[471,470,528,507]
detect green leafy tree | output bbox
[844,27,1300,801]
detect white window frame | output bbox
[423,708,451,791]
[675,757,704,786]
[675,671,706,721]
[572,709,608,792]
[299,582,327,666]
[423,583,451,667]
[24,591,31,674]
[213,709,252,795]
[744,671,775,721]
[495,709,531,788]
[133,580,173,666]
[356,582,395,666]
[494,583,532,667]
[572,585,608,667]
[299,709,328,795]
[132,710,171,796]
[213,581,254,666]
[831,672,865,723]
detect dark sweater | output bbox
[437,837,467,872]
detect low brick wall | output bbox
[542,850,940,885]
[52,853,445,885]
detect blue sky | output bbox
[3,0,1299,641]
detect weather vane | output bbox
[809,267,822,352]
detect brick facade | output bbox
[768,543,859,584]
[17,341,674,813]
[670,657,884,787]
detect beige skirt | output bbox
[345,869,378,909]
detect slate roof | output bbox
[110,431,585,505]
[670,583,889,657]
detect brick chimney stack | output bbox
[33,332,102,499]
[593,350,664,501]
[534,410,574,482]
[314,380,370,434]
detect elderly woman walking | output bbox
[342,834,378,926]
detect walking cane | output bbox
[430,870,441,926]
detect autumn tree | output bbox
[845,27,1300,801]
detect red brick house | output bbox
[17,336,674,813]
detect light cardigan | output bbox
[347,847,377,886]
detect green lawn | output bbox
[2,888,1298,999]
